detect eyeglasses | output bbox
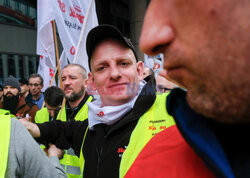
[28,83,40,87]
[156,85,172,93]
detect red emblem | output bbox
[97,111,104,117]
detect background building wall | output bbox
[0,23,36,54]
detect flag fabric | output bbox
[53,0,98,71]
[144,54,164,77]
[73,0,98,72]
[37,0,98,88]
[37,56,56,92]
[36,0,56,68]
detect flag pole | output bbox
[51,20,63,89]
[73,0,94,63]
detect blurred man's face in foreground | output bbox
[140,0,250,123]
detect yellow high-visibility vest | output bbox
[35,96,92,178]
[79,93,175,177]
[0,115,12,177]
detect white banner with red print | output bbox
[54,0,98,69]
[37,0,98,89]
[144,54,164,77]
[37,56,56,92]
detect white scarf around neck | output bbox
[87,81,146,130]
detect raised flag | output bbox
[37,56,56,92]
[36,0,56,68]
[73,0,98,72]
[144,54,164,77]
[53,0,98,69]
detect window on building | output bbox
[4,0,10,7]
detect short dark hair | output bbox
[28,74,44,85]
[44,86,64,107]
[63,63,87,79]
[19,78,29,85]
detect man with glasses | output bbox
[155,75,178,93]
[26,74,44,109]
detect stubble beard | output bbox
[65,87,85,102]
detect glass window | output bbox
[8,55,15,76]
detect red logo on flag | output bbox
[97,111,104,117]
[70,46,75,55]
[69,6,84,24]
[57,0,65,13]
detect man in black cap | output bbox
[20,25,213,177]
[0,75,39,122]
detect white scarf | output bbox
[87,81,146,130]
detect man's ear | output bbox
[137,61,144,81]
[87,72,96,90]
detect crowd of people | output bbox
[1,0,250,177]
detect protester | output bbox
[0,75,38,122]
[19,78,29,98]
[35,86,64,123]
[26,74,44,109]
[35,64,93,177]
[139,1,250,177]
[0,114,66,177]
[20,25,214,178]
[155,75,178,93]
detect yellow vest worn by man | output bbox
[35,96,92,178]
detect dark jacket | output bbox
[37,78,214,178]
[37,79,157,177]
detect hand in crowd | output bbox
[19,118,41,138]
[46,144,65,159]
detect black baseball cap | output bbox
[86,24,138,70]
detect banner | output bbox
[37,56,56,92]
[144,54,164,77]
[73,0,98,72]
[37,0,98,86]
[36,0,56,68]
[54,0,98,71]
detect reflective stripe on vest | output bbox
[79,126,89,173]
[0,115,11,177]
[120,93,175,178]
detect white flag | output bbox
[37,56,56,92]
[36,0,56,68]
[53,0,98,69]
[73,0,98,72]
[144,54,164,77]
